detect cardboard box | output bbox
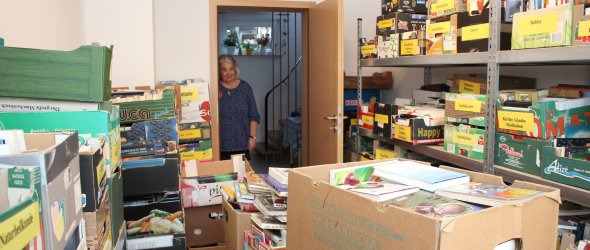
[451,74,536,94]
[377,13,427,37]
[108,170,125,248]
[400,30,427,56]
[361,42,378,59]
[444,92,488,127]
[0,195,42,250]
[457,9,512,53]
[117,89,178,125]
[179,82,211,124]
[184,205,225,248]
[426,15,458,55]
[512,4,573,50]
[0,107,122,177]
[288,160,560,249]
[122,158,179,197]
[495,133,552,176]
[378,34,399,58]
[0,45,112,102]
[222,198,254,250]
[179,140,214,162]
[0,132,83,250]
[382,0,428,14]
[127,233,186,250]
[84,192,111,250]
[513,89,548,102]
[541,147,590,190]
[344,89,381,112]
[573,4,590,45]
[428,0,467,19]
[496,97,590,139]
[0,96,111,112]
[444,124,486,160]
[373,103,397,138]
[80,140,108,212]
[179,122,212,144]
[394,118,444,145]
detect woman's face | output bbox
[220,62,236,83]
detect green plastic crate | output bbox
[0,45,112,102]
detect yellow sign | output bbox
[179,129,202,140]
[0,201,40,250]
[375,148,396,160]
[454,99,482,113]
[378,19,394,29]
[375,114,389,124]
[181,148,213,161]
[497,111,535,132]
[96,158,106,186]
[458,80,481,94]
[452,132,479,146]
[461,23,490,41]
[517,12,559,36]
[394,124,412,142]
[428,22,451,36]
[430,0,454,13]
[361,45,377,55]
[351,119,358,126]
[579,20,590,36]
[181,87,200,102]
[401,39,419,55]
[362,115,374,126]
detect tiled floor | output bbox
[249,148,294,174]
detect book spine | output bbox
[121,141,156,158]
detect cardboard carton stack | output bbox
[0,131,86,250]
[0,44,126,249]
[377,0,428,58]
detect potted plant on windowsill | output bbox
[242,42,255,56]
[256,34,270,55]
[223,35,238,55]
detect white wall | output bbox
[84,0,155,89]
[0,0,85,50]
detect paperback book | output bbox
[260,174,288,197]
[268,167,290,185]
[385,191,484,218]
[246,172,272,193]
[251,214,287,230]
[337,181,419,202]
[373,161,469,192]
[435,182,543,206]
[254,195,287,217]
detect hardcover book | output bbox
[435,182,543,206]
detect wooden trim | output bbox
[301,10,309,167]
[217,0,315,10]
[210,0,221,161]
[336,0,344,163]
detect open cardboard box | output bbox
[222,197,254,250]
[287,159,560,250]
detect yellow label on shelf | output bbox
[458,80,481,94]
[517,12,559,36]
[362,115,374,126]
[375,148,396,160]
[179,129,202,139]
[401,39,419,55]
[430,0,454,13]
[452,132,479,146]
[461,23,490,41]
[181,148,213,161]
[497,111,535,132]
[454,99,482,113]
[181,87,200,102]
[361,45,377,55]
[579,20,590,36]
[375,114,389,124]
[0,201,40,250]
[394,124,412,142]
[428,22,451,36]
[378,19,394,29]
[351,119,358,126]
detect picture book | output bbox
[246,172,271,192]
[251,214,287,230]
[268,167,290,185]
[373,161,469,192]
[330,164,375,186]
[435,182,543,206]
[385,191,483,218]
[337,181,419,202]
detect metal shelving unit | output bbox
[356,4,590,206]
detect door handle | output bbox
[324,115,338,120]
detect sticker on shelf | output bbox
[458,80,481,94]
[455,99,482,113]
[401,39,419,56]
[394,124,412,142]
[461,23,490,41]
[517,12,559,35]
[452,133,479,146]
[497,111,535,132]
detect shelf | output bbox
[498,46,590,65]
[358,127,590,208]
[361,52,488,68]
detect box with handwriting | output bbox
[512,4,573,49]
[426,15,458,55]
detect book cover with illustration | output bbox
[435,182,542,206]
[385,191,483,218]
[337,181,419,202]
[330,165,376,186]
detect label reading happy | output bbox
[378,19,394,29]
[394,124,412,142]
[579,20,590,36]
[458,80,481,94]
[461,23,490,41]
[455,99,482,113]
[428,22,451,36]
[401,39,419,55]
[452,132,479,146]
[497,111,535,132]
[361,45,377,55]
[517,12,559,36]
[375,114,389,124]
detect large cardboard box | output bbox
[373,103,397,138]
[382,0,428,14]
[287,160,560,250]
[0,132,83,250]
[117,89,178,125]
[80,139,108,212]
[400,30,427,56]
[0,107,122,177]
[457,9,512,53]
[184,205,225,248]
[451,74,536,94]
[444,92,488,127]
[428,0,467,19]
[84,191,111,250]
[496,97,590,139]
[222,198,253,250]
[393,118,444,145]
[573,4,590,45]
[512,4,573,49]
[541,147,590,190]
[426,15,458,55]
[122,158,179,197]
[444,124,486,160]
[0,45,112,102]
[180,140,214,162]
[0,97,110,112]
[495,133,552,176]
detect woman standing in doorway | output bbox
[218,55,260,160]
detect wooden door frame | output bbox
[209,0,314,164]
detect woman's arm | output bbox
[248,121,258,151]
[247,84,261,151]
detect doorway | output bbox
[209,0,344,170]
